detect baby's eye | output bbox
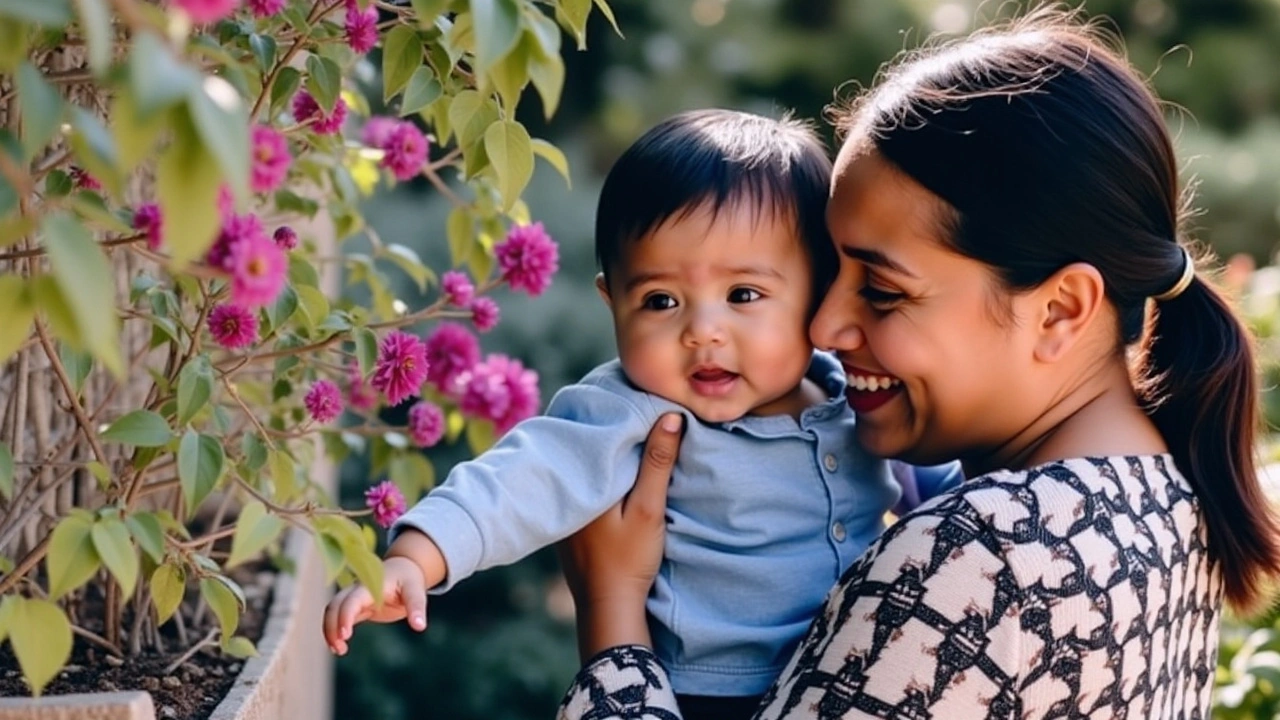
[728,287,762,304]
[642,293,678,311]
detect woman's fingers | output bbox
[623,413,683,522]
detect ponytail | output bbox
[1143,269,1280,613]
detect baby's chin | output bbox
[680,399,755,425]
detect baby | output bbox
[323,109,961,717]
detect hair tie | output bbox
[1152,246,1195,302]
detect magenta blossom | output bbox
[229,233,287,308]
[407,401,445,448]
[292,91,347,135]
[133,203,164,251]
[379,121,428,181]
[424,322,480,394]
[304,380,344,424]
[496,222,559,296]
[69,167,101,192]
[250,125,291,193]
[469,296,500,333]
[245,0,284,16]
[347,362,379,412]
[441,270,474,307]
[207,212,267,272]
[365,480,406,529]
[459,353,540,434]
[217,184,236,218]
[172,0,239,24]
[361,116,398,148]
[273,225,298,250]
[345,6,379,54]
[370,330,429,407]
[207,304,258,349]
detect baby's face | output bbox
[601,202,816,423]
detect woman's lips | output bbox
[690,367,739,397]
[844,367,903,414]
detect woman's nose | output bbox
[810,282,866,353]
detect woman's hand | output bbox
[557,412,684,661]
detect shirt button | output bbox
[823,453,838,472]
[832,522,847,542]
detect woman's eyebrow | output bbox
[840,245,918,278]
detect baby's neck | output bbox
[749,377,828,421]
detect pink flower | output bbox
[365,480,406,529]
[172,0,240,24]
[273,225,298,250]
[496,222,559,296]
[407,401,445,448]
[361,116,397,148]
[347,362,379,412]
[458,353,540,434]
[133,203,164,251]
[245,0,284,16]
[380,121,428,181]
[217,184,236,218]
[441,270,474,307]
[424,322,479,394]
[69,167,101,192]
[469,297,499,333]
[304,380,343,424]
[206,212,267,272]
[250,125,291,194]
[207,304,258,349]
[370,330,429,407]
[291,91,347,135]
[345,6,379,54]
[229,233,287,308]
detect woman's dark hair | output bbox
[832,7,1280,612]
[595,109,836,307]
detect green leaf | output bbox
[46,512,101,599]
[0,442,12,500]
[150,562,185,625]
[187,75,250,202]
[446,207,473,267]
[101,410,172,447]
[200,576,243,642]
[266,284,299,332]
[466,418,496,454]
[125,512,165,564]
[354,327,378,378]
[157,107,222,267]
[249,33,277,71]
[241,433,268,472]
[59,345,93,396]
[30,276,77,346]
[530,138,570,188]
[483,120,534,212]
[129,32,202,118]
[383,244,435,292]
[270,66,302,116]
[399,66,442,116]
[227,501,284,568]
[42,212,122,374]
[487,35,529,113]
[91,516,139,597]
[558,0,590,49]
[592,0,622,38]
[448,89,499,151]
[470,0,520,72]
[110,89,168,173]
[294,285,330,335]
[382,25,424,101]
[0,275,34,366]
[177,356,213,426]
[179,431,224,514]
[0,18,30,73]
[389,452,435,501]
[87,461,111,491]
[0,0,71,24]
[268,448,297,502]
[222,636,258,658]
[527,34,564,119]
[305,54,341,114]
[0,595,13,645]
[408,0,450,27]
[72,0,111,75]
[8,597,72,697]
[67,106,124,199]
[17,62,63,160]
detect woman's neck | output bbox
[963,360,1168,478]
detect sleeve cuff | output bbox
[389,495,485,594]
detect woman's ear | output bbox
[1032,262,1106,363]
[595,272,613,309]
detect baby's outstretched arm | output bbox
[321,528,447,655]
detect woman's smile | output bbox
[843,367,903,413]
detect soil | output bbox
[0,566,274,720]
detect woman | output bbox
[556,8,1280,719]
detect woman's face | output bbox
[811,149,1043,466]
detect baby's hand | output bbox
[322,556,428,655]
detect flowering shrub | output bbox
[0,0,611,698]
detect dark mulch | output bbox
[0,566,274,719]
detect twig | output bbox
[0,535,50,595]
[163,629,218,675]
[0,234,146,262]
[33,321,109,466]
[71,623,125,658]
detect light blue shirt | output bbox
[391,352,962,696]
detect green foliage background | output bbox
[334,1,1280,718]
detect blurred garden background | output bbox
[329,1,1280,718]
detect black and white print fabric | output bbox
[559,455,1223,719]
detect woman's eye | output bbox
[728,287,762,304]
[642,294,677,311]
[858,285,906,309]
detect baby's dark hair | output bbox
[595,109,835,304]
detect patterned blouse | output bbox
[558,455,1223,719]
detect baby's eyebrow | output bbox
[622,265,785,293]
[720,264,786,281]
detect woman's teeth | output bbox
[848,374,901,392]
